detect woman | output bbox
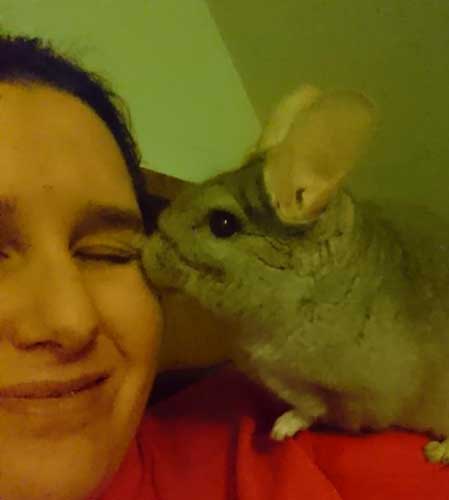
[1,34,448,500]
[0,35,161,499]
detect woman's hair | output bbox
[0,34,154,230]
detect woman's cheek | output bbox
[88,264,163,361]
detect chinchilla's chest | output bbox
[231,319,337,384]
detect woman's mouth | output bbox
[0,373,109,399]
[0,371,116,436]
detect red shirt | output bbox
[101,369,449,499]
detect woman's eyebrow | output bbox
[71,203,145,241]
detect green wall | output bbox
[2,0,448,220]
[0,0,260,182]
[207,0,449,219]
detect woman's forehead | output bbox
[0,82,134,201]
[0,82,83,118]
[0,83,116,148]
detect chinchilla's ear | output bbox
[262,88,378,225]
[257,84,322,152]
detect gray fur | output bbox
[142,85,449,463]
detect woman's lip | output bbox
[0,373,109,398]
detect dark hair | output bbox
[0,34,155,230]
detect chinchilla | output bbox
[142,84,449,464]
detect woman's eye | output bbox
[0,249,10,260]
[75,248,139,265]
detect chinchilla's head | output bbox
[143,85,378,327]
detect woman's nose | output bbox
[9,256,100,360]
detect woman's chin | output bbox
[0,391,138,499]
[0,434,116,500]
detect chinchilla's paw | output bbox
[424,439,449,464]
[271,409,311,441]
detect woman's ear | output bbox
[262,88,378,225]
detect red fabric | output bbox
[102,369,449,499]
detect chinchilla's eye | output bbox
[208,210,241,238]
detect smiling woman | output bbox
[0,36,162,500]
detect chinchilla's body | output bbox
[142,85,449,463]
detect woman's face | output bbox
[0,83,162,500]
